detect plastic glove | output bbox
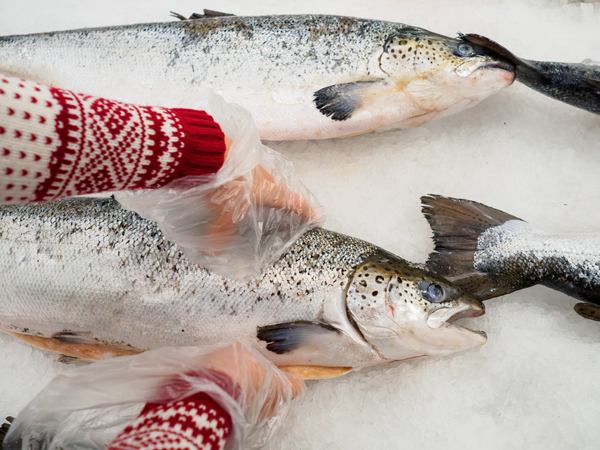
[115,90,324,280]
[3,342,304,450]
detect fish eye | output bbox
[456,43,474,57]
[418,281,447,303]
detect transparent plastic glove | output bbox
[115,90,324,280]
[3,342,304,450]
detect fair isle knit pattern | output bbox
[0,75,226,203]
[106,392,232,450]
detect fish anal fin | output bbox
[278,365,353,379]
[574,303,600,321]
[314,80,384,121]
[257,321,342,355]
[2,329,142,360]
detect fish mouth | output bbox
[455,59,515,78]
[426,301,486,339]
[482,60,516,73]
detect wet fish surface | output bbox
[0,197,485,376]
[0,15,515,140]
[422,195,600,320]
[460,33,600,115]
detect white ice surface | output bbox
[1,1,600,449]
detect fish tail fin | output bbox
[421,195,523,300]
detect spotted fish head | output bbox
[379,27,515,105]
[346,253,486,361]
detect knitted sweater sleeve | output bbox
[105,392,233,450]
[0,74,226,203]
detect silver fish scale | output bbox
[0,197,380,352]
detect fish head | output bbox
[346,253,486,361]
[379,27,515,106]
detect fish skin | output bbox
[0,15,515,140]
[422,195,600,310]
[0,197,485,370]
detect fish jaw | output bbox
[423,298,487,355]
[346,254,487,361]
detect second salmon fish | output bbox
[0,14,515,140]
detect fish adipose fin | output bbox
[257,321,342,354]
[314,80,383,121]
[421,194,523,300]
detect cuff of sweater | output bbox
[171,109,227,178]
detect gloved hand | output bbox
[3,342,305,450]
[116,90,324,280]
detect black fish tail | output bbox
[421,195,524,300]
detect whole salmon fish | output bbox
[0,197,485,378]
[0,14,515,140]
[422,195,600,321]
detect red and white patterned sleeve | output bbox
[105,392,233,450]
[0,74,226,203]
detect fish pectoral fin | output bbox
[257,321,343,355]
[574,303,600,321]
[171,9,236,20]
[278,365,353,380]
[314,79,385,121]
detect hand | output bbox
[203,163,319,248]
[115,90,324,280]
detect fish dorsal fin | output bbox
[421,195,523,300]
